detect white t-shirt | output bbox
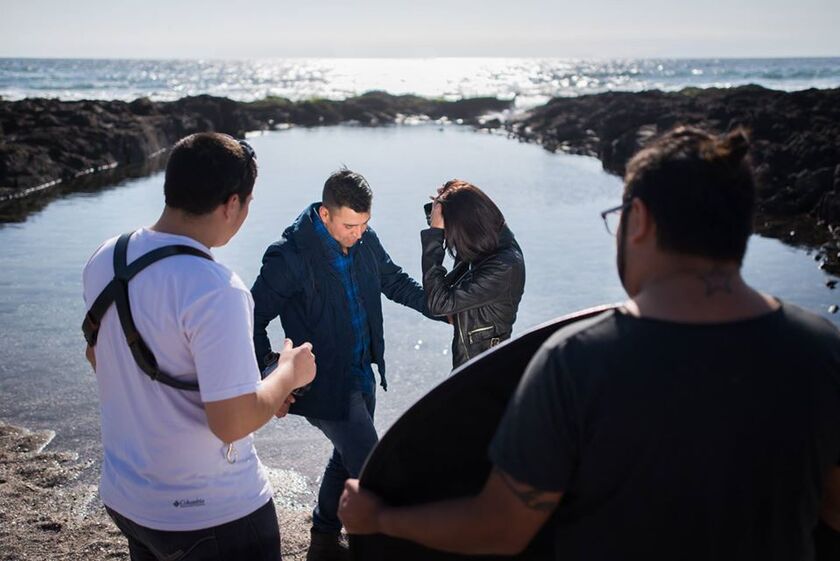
[83,228,272,531]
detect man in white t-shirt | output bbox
[82,132,315,560]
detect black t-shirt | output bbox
[489,301,840,561]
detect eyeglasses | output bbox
[221,133,256,162]
[219,136,257,203]
[600,200,632,235]
[238,139,256,162]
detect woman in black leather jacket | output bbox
[421,180,525,369]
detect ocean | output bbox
[1,56,839,503]
[2,57,839,106]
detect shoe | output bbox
[306,528,350,561]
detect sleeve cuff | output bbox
[201,380,261,403]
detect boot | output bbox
[305,528,350,561]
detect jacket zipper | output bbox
[457,316,470,361]
[449,263,473,361]
[467,325,494,344]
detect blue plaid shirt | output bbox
[313,208,376,394]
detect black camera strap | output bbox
[82,232,213,392]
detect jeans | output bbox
[105,499,281,561]
[306,391,378,533]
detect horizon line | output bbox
[2,54,840,62]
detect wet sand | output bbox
[0,421,315,560]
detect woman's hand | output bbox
[429,181,454,229]
[430,198,445,229]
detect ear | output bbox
[221,193,240,221]
[318,204,330,222]
[626,198,655,245]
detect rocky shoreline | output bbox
[0,420,315,560]
[1,87,839,271]
[501,86,840,274]
[0,92,510,211]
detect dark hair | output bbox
[322,169,372,212]
[164,133,257,215]
[437,180,505,263]
[623,126,755,263]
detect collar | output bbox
[498,224,515,249]
[311,205,346,257]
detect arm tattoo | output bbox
[696,268,734,296]
[499,471,558,512]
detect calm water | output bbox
[0,125,836,494]
[2,57,839,107]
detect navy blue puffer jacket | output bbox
[251,203,427,421]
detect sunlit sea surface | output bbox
[0,125,837,498]
[2,57,839,107]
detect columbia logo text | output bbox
[172,498,206,508]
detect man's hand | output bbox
[85,345,96,371]
[339,479,384,534]
[338,468,560,555]
[205,339,316,443]
[275,394,296,419]
[275,338,316,390]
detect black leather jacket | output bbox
[421,225,525,369]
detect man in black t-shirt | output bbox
[338,126,840,560]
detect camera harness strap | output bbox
[82,232,213,392]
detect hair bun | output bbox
[715,127,750,165]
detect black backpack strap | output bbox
[82,279,120,346]
[81,234,136,347]
[83,232,213,392]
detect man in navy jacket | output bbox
[251,169,429,560]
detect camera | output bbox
[424,202,433,226]
[262,351,310,397]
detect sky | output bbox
[1,0,838,59]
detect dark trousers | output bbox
[106,499,281,561]
[306,391,378,533]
